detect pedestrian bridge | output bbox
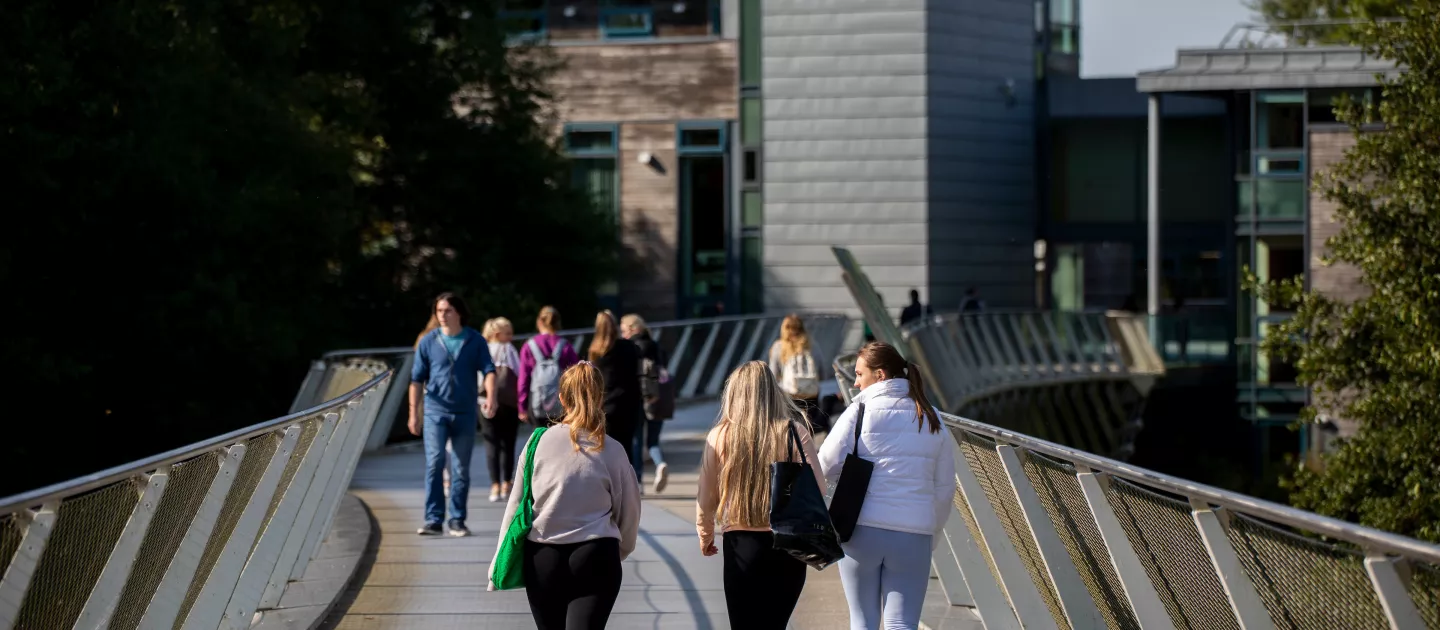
[2,313,1437,630]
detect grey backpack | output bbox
[526,338,568,419]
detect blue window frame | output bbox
[676,121,727,155]
[564,123,619,157]
[710,0,721,35]
[601,1,654,38]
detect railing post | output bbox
[290,394,379,581]
[258,411,351,608]
[0,503,57,630]
[1363,556,1426,630]
[139,446,246,629]
[182,426,302,629]
[1191,504,1275,630]
[681,323,723,398]
[951,436,1060,630]
[996,446,1106,629]
[225,415,338,628]
[736,317,772,367]
[75,468,171,629]
[1076,472,1177,630]
[936,502,1022,630]
[704,320,746,396]
[364,353,412,452]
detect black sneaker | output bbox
[417,522,443,536]
[446,519,470,537]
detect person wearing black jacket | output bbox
[622,314,672,493]
[589,311,644,485]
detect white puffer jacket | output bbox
[818,378,956,538]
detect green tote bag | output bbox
[491,426,547,590]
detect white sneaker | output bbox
[489,492,501,502]
[653,462,669,494]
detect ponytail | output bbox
[906,361,941,434]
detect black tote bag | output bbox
[769,422,845,570]
[827,403,873,543]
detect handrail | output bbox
[1219,17,1406,48]
[0,370,392,514]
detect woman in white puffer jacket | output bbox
[819,341,956,630]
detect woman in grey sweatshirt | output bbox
[492,361,641,630]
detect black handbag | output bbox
[769,422,845,570]
[827,403,873,543]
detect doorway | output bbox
[680,155,727,317]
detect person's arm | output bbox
[931,422,958,550]
[612,445,641,560]
[798,422,828,493]
[489,430,536,590]
[560,340,580,370]
[817,404,858,487]
[408,344,430,436]
[696,427,722,555]
[478,342,497,416]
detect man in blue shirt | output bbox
[409,292,496,537]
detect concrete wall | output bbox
[925,0,1037,311]
[760,0,931,317]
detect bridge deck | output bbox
[324,394,980,629]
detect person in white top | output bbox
[819,341,956,630]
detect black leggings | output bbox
[523,537,623,630]
[482,404,519,485]
[723,531,807,629]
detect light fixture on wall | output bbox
[673,2,687,13]
[563,5,577,17]
[637,152,653,165]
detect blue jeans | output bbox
[838,525,932,629]
[423,412,477,524]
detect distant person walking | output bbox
[698,361,827,629]
[621,314,673,493]
[590,311,645,485]
[820,341,956,629]
[959,287,986,313]
[409,293,497,537]
[769,314,827,433]
[519,306,580,426]
[899,289,933,327]
[493,362,641,630]
[482,317,522,502]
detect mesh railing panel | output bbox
[1105,478,1240,630]
[0,513,22,581]
[256,419,321,543]
[12,479,140,629]
[1410,561,1440,630]
[109,453,221,630]
[174,432,281,628]
[1023,453,1140,630]
[959,430,1073,630]
[950,428,1008,601]
[1226,514,1388,630]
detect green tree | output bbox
[1251,2,1440,542]
[1245,0,1402,44]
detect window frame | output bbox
[676,121,728,156]
[600,1,655,39]
[563,123,621,224]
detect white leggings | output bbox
[838,525,932,629]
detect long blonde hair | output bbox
[589,310,618,361]
[559,362,606,452]
[778,314,811,363]
[716,361,805,529]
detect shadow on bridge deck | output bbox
[321,391,981,629]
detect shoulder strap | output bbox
[520,426,548,509]
[787,422,808,466]
[853,403,866,454]
[525,338,543,362]
[549,338,567,360]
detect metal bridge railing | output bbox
[302,312,852,451]
[0,362,393,630]
[833,361,1440,630]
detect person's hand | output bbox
[518,409,529,422]
[408,413,421,437]
[482,397,497,418]
[701,541,718,557]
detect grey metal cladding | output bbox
[761,0,930,316]
[924,0,1036,310]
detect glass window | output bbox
[1256,92,1305,150]
[740,0,761,86]
[566,129,616,154]
[1238,179,1305,219]
[1308,88,1368,124]
[742,190,763,227]
[601,1,654,38]
[571,159,618,219]
[678,124,726,153]
[742,149,760,185]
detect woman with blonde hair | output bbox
[519,306,579,425]
[590,311,644,484]
[481,317,522,502]
[492,362,640,629]
[697,361,827,628]
[819,341,955,629]
[768,314,827,432]
[621,313,672,492]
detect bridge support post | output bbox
[75,468,171,629]
[1191,505,1275,630]
[1364,556,1426,630]
[259,410,354,608]
[1076,472,1177,630]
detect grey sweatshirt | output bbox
[491,427,641,575]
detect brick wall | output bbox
[1308,129,1368,302]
